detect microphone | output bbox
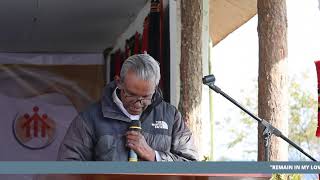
[202,74,215,85]
[128,120,141,162]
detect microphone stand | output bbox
[203,74,317,162]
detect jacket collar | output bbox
[101,81,163,122]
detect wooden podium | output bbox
[36,174,271,180]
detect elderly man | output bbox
[57,54,198,161]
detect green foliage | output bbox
[224,79,258,159]
[202,156,210,161]
[227,131,245,148]
[288,79,319,160]
[270,174,301,180]
[225,75,320,160]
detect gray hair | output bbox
[120,54,161,86]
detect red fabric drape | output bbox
[148,0,164,89]
[314,60,320,137]
[141,16,149,54]
[134,32,141,54]
[114,50,123,77]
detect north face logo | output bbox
[151,121,168,129]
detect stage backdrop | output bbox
[0,53,104,161]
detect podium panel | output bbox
[35,174,271,180]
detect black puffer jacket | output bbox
[57,81,198,161]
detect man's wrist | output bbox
[145,149,156,161]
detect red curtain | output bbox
[314,60,320,137]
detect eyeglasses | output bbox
[122,88,154,105]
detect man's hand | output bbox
[126,131,156,161]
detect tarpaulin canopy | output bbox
[209,0,257,46]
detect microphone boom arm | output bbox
[203,74,317,162]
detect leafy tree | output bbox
[288,77,319,161]
[224,75,320,161]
